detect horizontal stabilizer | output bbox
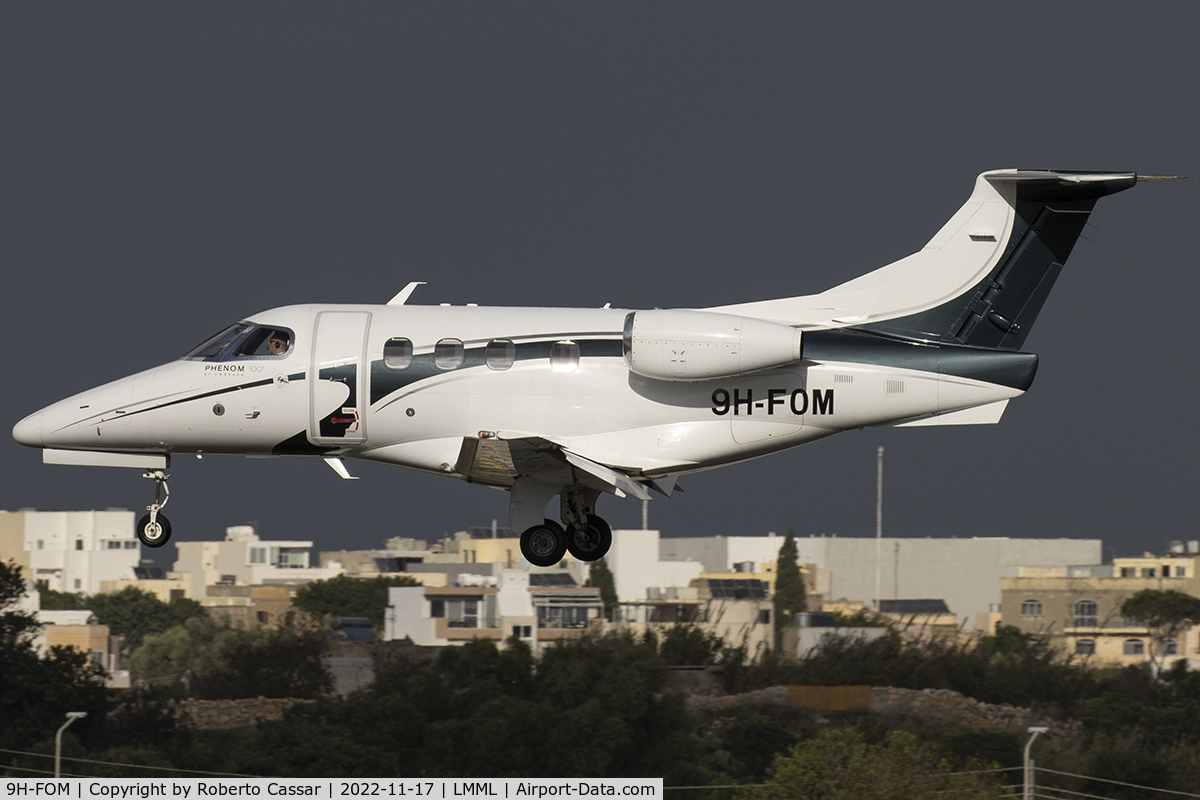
[894,399,1009,427]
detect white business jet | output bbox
[12,170,1152,566]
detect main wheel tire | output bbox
[565,514,613,562]
[138,513,174,551]
[136,513,172,548]
[520,520,567,567]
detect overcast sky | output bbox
[2,3,1196,566]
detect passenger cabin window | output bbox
[384,338,414,369]
[486,339,516,370]
[434,339,464,370]
[549,341,580,372]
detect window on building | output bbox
[276,548,307,568]
[537,605,590,629]
[1120,567,1135,577]
[106,541,122,550]
[512,625,532,639]
[384,338,414,369]
[1075,639,1096,656]
[124,541,137,549]
[486,339,516,370]
[549,341,580,372]
[434,339,465,370]
[75,540,83,551]
[1142,568,1156,578]
[1072,600,1099,628]
[1021,600,1044,617]
[1123,639,1145,656]
[430,598,479,627]
[1122,616,1145,628]
[1159,639,1179,656]
[74,579,82,589]
[37,540,43,550]
[249,547,267,564]
[256,612,269,624]
[758,609,771,625]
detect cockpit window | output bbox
[182,324,250,360]
[181,323,295,361]
[234,327,293,357]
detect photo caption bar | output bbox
[2,779,662,799]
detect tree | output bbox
[1121,589,1200,671]
[293,574,421,628]
[740,728,1002,800]
[773,529,806,649]
[1,561,108,751]
[86,586,206,651]
[585,557,618,620]
[1,559,38,644]
[130,615,331,699]
[36,583,87,610]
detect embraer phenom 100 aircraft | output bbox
[13,170,1152,566]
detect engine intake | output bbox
[623,310,802,381]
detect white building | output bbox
[385,570,603,652]
[607,529,704,604]
[0,509,141,594]
[660,534,1103,630]
[174,525,343,599]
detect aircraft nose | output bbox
[12,411,44,448]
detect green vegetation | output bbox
[740,729,1003,800]
[130,615,331,699]
[584,557,618,620]
[7,562,1200,795]
[292,574,421,628]
[772,529,805,649]
[35,582,206,651]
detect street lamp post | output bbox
[1024,726,1048,800]
[55,712,87,778]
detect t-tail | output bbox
[857,170,1136,348]
[712,169,1159,350]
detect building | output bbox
[661,534,1102,630]
[1001,548,1200,669]
[1,509,141,594]
[174,524,343,599]
[615,576,775,656]
[34,609,129,688]
[384,570,604,652]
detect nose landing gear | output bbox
[136,470,172,548]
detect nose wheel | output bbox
[136,470,172,548]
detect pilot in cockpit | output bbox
[268,333,290,356]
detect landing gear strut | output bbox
[136,470,172,548]
[511,484,614,566]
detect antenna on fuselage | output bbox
[388,282,427,306]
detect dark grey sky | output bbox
[2,3,1196,564]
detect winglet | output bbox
[387,282,427,306]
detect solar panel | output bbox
[529,573,577,587]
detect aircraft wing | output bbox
[454,434,654,500]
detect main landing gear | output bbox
[136,470,172,548]
[517,485,613,567]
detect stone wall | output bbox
[869,686,1080,740]
[686,684,1081,743]
[172,697,313,730]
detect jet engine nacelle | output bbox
[623,309,802,381]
